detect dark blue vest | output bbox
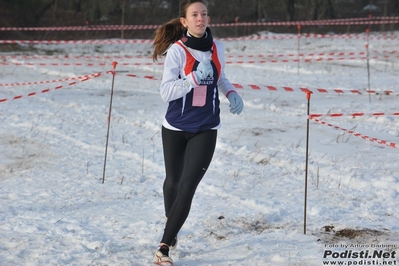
[165,42,222,133]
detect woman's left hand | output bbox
[227,92,244,115]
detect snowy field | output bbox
[0,30,398,266]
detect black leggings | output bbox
[160,126,217,245]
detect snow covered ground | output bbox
[0,30,398,266]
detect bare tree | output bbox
[308,0,335,20]
[286,0,295,21]
[326,0,335,19]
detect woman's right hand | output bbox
[186,59,213,87]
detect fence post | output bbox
[297,24,301,75]
[102,61,118,184]
[365,28,371,103]
[304,90,313,234]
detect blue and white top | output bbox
[160,40,237,133]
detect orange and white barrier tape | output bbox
[311,118,397,149]
[0,73,102,87]
[310,112,399,118]
[1,71,396,104]
[0,54,152,60]
[3,52,399,67]
[1,31,398,45]
[0,16,398,31]
[226,50,399,59]
[231,84,395,95]
[2,50,398,63]
[0,72,104,103]
[229,50,399,61]
[0,62,163,67]
[121,73,396,95]
[0,39,153,45]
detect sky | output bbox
[0,30,398,266]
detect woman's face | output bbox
[180,2,210,38]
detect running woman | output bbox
[152,1,244,264]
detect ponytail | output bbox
[152,18,185,61]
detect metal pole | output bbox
[297,24,301,75]
[366,28,371,103]
[367,15,372,103]
[304,91,312,234]
[102,61,118,184]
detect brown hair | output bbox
[152,0,209,61]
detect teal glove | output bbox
[227,92,244,115]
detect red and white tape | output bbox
[0,73,102,87]
[122,73,397,95]
[0,39,153,45]
[311,118,397,149]
[0,72,104,103]
[218,32,399,42]
[1,71,396,104]
[231,84,395,95]
[0,62,163,67]
[310,112,399,118]
[3,52,399,67]
[121,73,395,95]
[225,55,399,64]
[0,54,152,60]
[2,50,397,63]
[226,50,398,59]
[0,16,398,31]
[1,32,398,45]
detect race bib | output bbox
[192,86,207,107]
